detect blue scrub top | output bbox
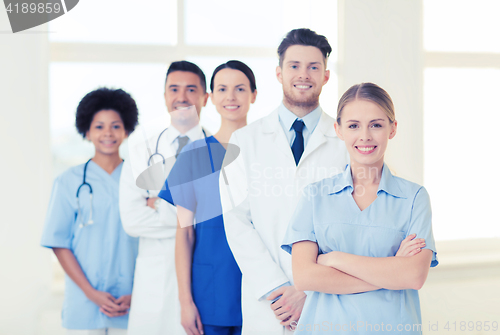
[159,136,242,327]
[40,161,139,330]
[281,164,438,335]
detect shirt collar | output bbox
[328,163,406,198]
[168,123,204,145]
[377,163,406,198]
[328,164,353,194]
[278,102,322,134]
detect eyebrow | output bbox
[168,84,199,89]
[216,84,247,87]
[346,119,386,123]
[286,61,322,65]
[95,120,122,124]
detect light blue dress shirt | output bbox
[278,103,322,147]
[281,164,438,335]
[41,161,139,330]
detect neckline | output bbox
[349,189,379,213]
[89,159,123,177]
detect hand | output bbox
[86,289,128,318]
[180,300,204,335]
[115,294,132,309]
[266,285,306,329]
[396,234,426,257]
[146,197,159,209]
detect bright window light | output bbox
[49,0,176,45]
[184,0,284,47]
[424,0,500,53]
[424,68,500,240]
[49,62,168,176]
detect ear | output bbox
[323,69,331,86]
[334,121,344,141]
[250,90,257,104]
[85,130,90,141]
[389,120,397,139]
[202,92,209,107]
[276,66,283,84]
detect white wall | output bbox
[338,0,424,184]
[0,11,53,335]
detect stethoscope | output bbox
[146,127,208,167]
[76,158,124,228]
[76,158,94,228]
[144,126,236,215]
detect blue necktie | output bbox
[291,119,305,165]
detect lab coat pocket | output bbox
[191,263,215,319]
[130,255,166,313]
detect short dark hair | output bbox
[277,28,332,67]
[210,60,257,93]
[75,87,139,138]
[166,61,207,92]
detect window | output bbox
[423,0,500,240]
[49,0,339,177]
[49,62,167,175]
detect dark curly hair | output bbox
[75,87,139,138]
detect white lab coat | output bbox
[119,126,208,335]
[220,108,349,335]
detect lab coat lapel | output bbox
[261,109,296,165]
[299,111,336,165]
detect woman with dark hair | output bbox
[158,61,257,335]
[281,83,438,334]
[41,87,140,335]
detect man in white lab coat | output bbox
[220,29,349,334]
[120,61,209,335]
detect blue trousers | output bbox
[203,325,242,335]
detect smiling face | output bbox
[210,68,256,123]
[86,109,128,156]
[164,70,209,120]
[334,99,397,168]
[276,45,330,112]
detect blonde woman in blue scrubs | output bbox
[281,83,438,334]
[41,88,139,335]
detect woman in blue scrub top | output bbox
[41,88,140,335]
[281,83,438,334]
[158,61,257,335]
